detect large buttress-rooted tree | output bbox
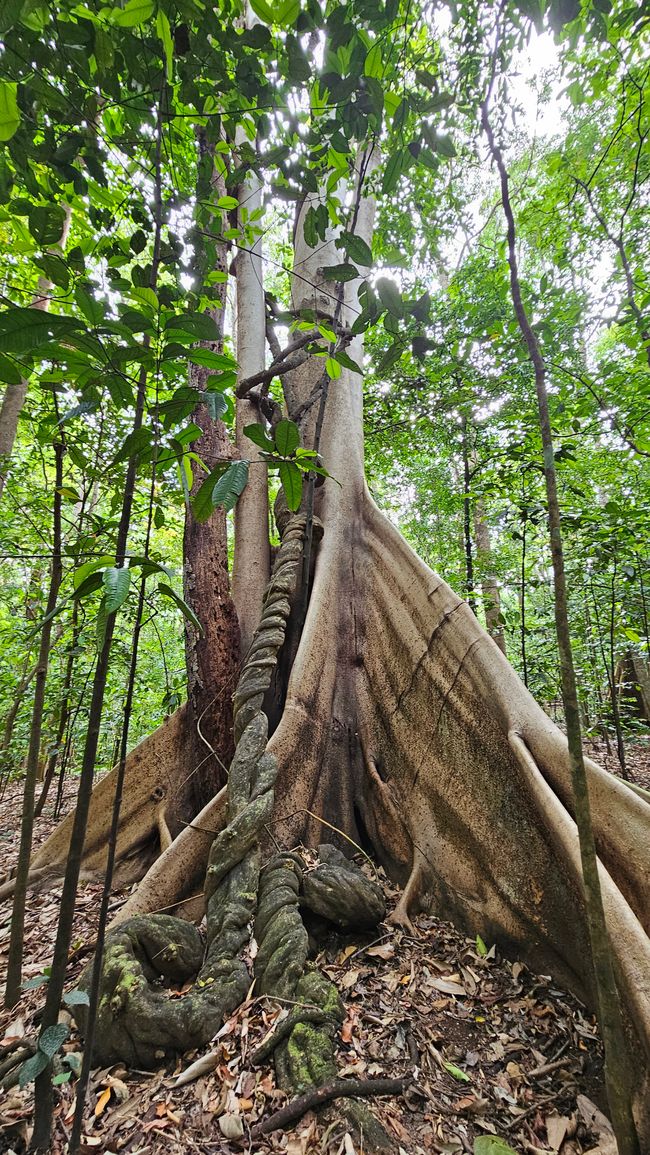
[17,123,650,1152]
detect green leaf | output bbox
[53,1071,72,1085]
[39,1023,69,1060]
[376,277,404,318]
[476,934,488,956]
[34,253,70,290]
[326,356,341,379]
[206,391,229,422]
[166,312,221,341]
[130,286,158,312]
[278,460,302,511]
[274,419,300,456]
[335,350,363,375]
[102,566,131,613]
[190,462,229,522]
[277,0,300,25]
[321,263,359,282]
[473,1138,518,1155]
[156,8,173,81]
[0,352,21,384]
[249,0,273,21]
[29,204,67,247]
[443,1061,471,1083]
[341,232,373,267]
[0,309,81,354]
[75,284,104,326]
[187,348,237,371]
[377,339,404,373]
[157,582,202,633]
[212,459,249,512]
[19,1050,49,1088]
[73,556,114,591]
[63,988,90,1007]
[0,81,20,142]
[382,148,408,195]
[243,423,275,452]
[112,0,155,26]
[364,42,382,78]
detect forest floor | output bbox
[1,738,647,1155]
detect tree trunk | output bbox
[474,498,506,655]
[0,207,71,498]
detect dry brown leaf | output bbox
[219,1112,244,1139]
[366,943,395,960]
[431,978,466,996]
[545,1112,570,1151]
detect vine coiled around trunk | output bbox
[74,514,315,1067]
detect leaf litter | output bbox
[1,755,642,1155]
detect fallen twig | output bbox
[250,1074,413,1137]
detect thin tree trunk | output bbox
[483,94,640,1155]
[608,559,629,778]
[31,101,165,1150]
[474,498,506,655]
[0,658,37,765]
[5,438,64,1007]
[34,608,80,818]
[460,413,476,614]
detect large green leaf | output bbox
[187,348,237,371]
[321,262,359,282]
[0,81,20,141]
[166,312,221,341]
[243,422,275,452]
[212,459,249,512]
[340,231,373,266]
[38,1023,69,1059]
[73,556,115,590]
[274,419,300,457]
[0,309,81,355]
[112,0,155,26]
[191,461,230,522]
[156,8,173,80]
[102,566,131,613]
[19,1051,49,1088]
[278,460,302,511]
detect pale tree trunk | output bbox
[474,499,506,655]
[0,207,71,498]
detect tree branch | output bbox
[250,1075,412,1138]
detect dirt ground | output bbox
[0,738,646,1155]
